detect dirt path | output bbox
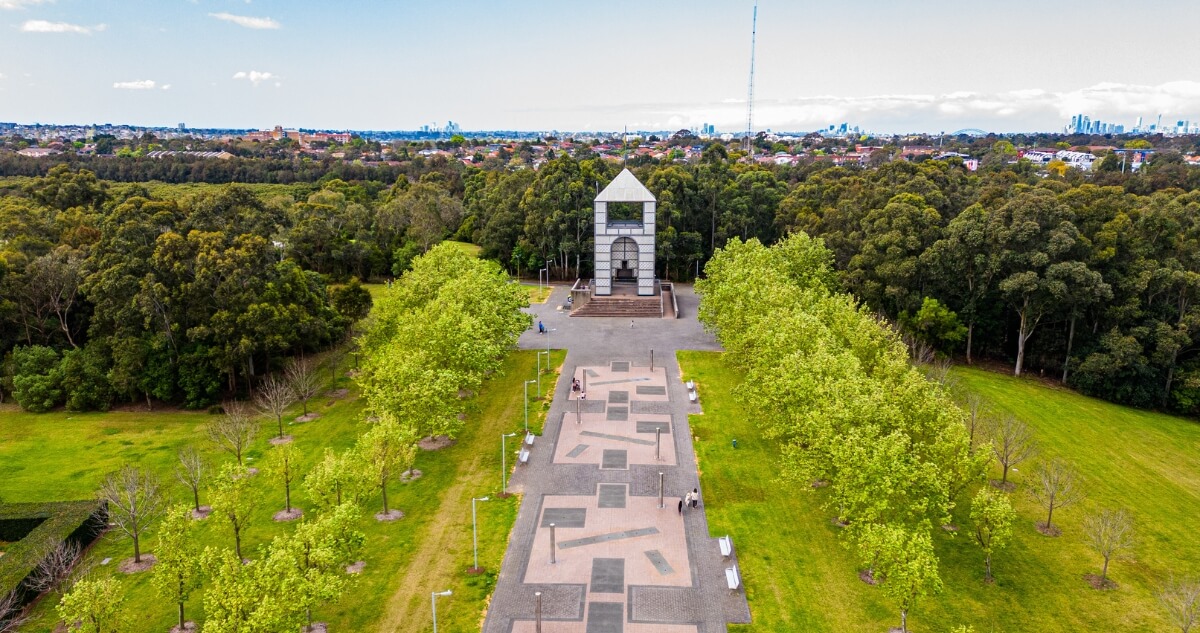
[376,373,526,633]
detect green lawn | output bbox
[522,284,553,304]
[1,348,565,632]
[441,240,482,257]
[679,352,1200,633]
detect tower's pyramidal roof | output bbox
[595,168,655,203]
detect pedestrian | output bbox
[684,490,693,509]
[630,319,635,328]
[678,498,684,515]
[580,391,586,400]
[691,488,700,509]
[538,320,545,334]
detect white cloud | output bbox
[232,70,275,86]
[161,84,171,91]
[21,19,103,34]
[113,79,156,90]
[0,0,51,10]
[0,72,6,80]
[208,12,280,29]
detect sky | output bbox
[2,0,1200,134]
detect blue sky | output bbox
[2,0,1199,133]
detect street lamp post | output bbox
[471,496,490,571]
[524,380,536,433]
[501,432,517,494]
[431,590,452,633]
[537,350,549,396]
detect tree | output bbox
[150,506,202,631]
[255,374,294,439]
[97,465,164,564]
[285,504,365,631]
[990,414,1037,486]
[957,391,991,454]
[27,539,82,594]
[1083,508,1136,587]
[200,544,296,632]
[356,413,417,518]
[1158,576,1200,633]
[1028,458,1085,535]
[857,524,942,633]
[175,446,206,515]
[970,487,1015,582]
[266,442,301,517]
[56,576,126,633]
[286,357,322,416]
[206,402,258,466]
[209,463,262,560]
[304,448,367,510]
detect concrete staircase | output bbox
[570,296,662,318]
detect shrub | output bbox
[59,344,114,412]
[11,346,63,413]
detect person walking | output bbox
[677,498,684,515]
[690,488,700,509]
[684,490,694,510]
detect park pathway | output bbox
[482,284,750,633]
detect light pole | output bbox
[536,350,549,396]
[471,496,490,571]
[546,327,555,356]
[524,380,536,433]
[431,590,451,633]
[501,432,517,494]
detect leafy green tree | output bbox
[900,297,967,353]
[356,412,417,518]
[329,278,373,323]
[151,506,203,630]
[11,344,63,412]
[857,524,942,633]
[970,487,1015,582]
[56,576,126,633]
[304,448,368,510]
[285,504,365,630]
[209,463,262,560]
[265,441,301,517]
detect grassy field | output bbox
[1,347,565,632]
[678,352,1200,633]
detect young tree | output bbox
[356,413,417,518]
[286,504,366,631]
[970,487,1015,582]
[209,463,262,560]
[200,545,297,632]
[1028,458,1085,535]
[1083,508,1136,587]
[304,448,367,510]
[56,576,126,633]
[175,446,207,516]
[150,506,202,631]
[206,402,259,466]
[1157,576,1200,633]
[286,357,322,416]
[266,442,302,518]
[255,374,294,439]
[98,464,164,564]
[990,414,1038,486]
[857,524,942,633]
[957,391,991,454]
[27,539,82,594]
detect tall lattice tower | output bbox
[743,2,758,153]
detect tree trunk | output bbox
[193,487,201,512]
[1101,556,1109,584]
[1046,504,1054,531]
[901,608,908,633]
[381,478,389,514]
[278,415,284,439]
[984,553,992,581]
[1164,348,1179,408]
[285,479,292,513]
[1001,464,1009,485]
[302,397,309,416]
[966,321,974,364]
[234,526,242,560]
[1015,306,1028,377]
[133,536,141,563]
[178,600,186,630]
[1062,316,1076,383]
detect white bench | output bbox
[518,448,530,464]
[525,432,536,446]
[685,380,695,390]
[688,390,698,403]
[718,535,733,558]
[725,565,741,590]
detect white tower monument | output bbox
[593,169,656,296]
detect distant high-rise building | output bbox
[178,123,186,131]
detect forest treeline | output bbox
[3,145,1200,414]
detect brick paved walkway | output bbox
[482,284,750,633]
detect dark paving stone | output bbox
[591,377,650,386]
[590,558,625,594]
[645,550,674,575]
[587,602,623,633]
[559,526,659,549]
[582,431,654,446]
[541,508,586,528]
[566,444,590,458]
[636,385,667,396]
[575,400,607,414]
[636,420,671,434]
[608,390,629,404]
[597,484,626,508]
[611,361,630,372]
[630,401,672,415]
[606,406,629,421]
[601,449,628,470]
[585,369,600,377]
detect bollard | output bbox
[655,427,661,461]
[658,472,664,509]
[535,591,542,633]
[650,349,654,371]
[549,523,556,564]
[732,438,738,449]
[576,397,581,424]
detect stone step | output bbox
[571,298,662,318]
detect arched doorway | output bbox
[611,237,638,280]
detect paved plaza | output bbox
[482,284,750,633]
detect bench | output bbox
[685,380,695,390]
[518,448,530,464]
[688,390,698,403]
[725,565,741,590]
[525,432,536,446]
[718,535,733,558]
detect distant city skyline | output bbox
[2,0,1200,134]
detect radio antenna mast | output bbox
[743,1,758,154]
